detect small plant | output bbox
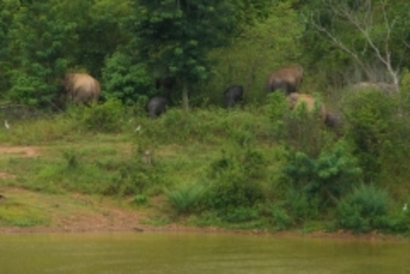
[62,150,80,169]
[337,184,390,233]
[133,194,148,205]
[271,206,292,231]
[165,183,207,214]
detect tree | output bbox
[207,1,304,104]
[6,1,78,108]
[132,0,241,110]
[304,0,410,91]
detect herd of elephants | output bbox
[63,65,342,133]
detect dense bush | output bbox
[343,89,403,182]
[204,145,266,222]
[283,143,361,209]
[336,184,391,233]
[76,99,124,133]
[102,52,155,106]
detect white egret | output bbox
[4,120,10,129]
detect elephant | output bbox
[63,73,101,105]
[223,85,244,109]
[324,111,344,136]
[287,92,325,118]
[146,96,168,118]
[287,92,344,135]
[266,65,303,94]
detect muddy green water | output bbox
[0,232,409,273]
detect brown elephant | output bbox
[266,65,303,94]
[63,73,101,105]
[287,93,325,118]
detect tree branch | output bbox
[312,0,400,91]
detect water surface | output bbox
[0,232,409,273]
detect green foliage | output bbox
[264,92,288,137]
[206,1,304,104]
[134,0,242,108]
[165,183,208,215]
[205,145,266,221]
[77,99,124,133]
[283,143,361,208]
[336,184,390,233]
[0,200,49,227]
[132,194,148,205]
[102,52,155,105]
[301,0,410,88]
[343,89,405,182]
[6,1,76,108]
[140,106,272,146]
[33,146,167,197]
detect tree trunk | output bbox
[182,81,190,111]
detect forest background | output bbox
[1,0,410,234]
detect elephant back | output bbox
[64,73,101,104]
[287,92,325,120]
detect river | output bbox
[0,232,409,273]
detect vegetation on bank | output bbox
[1,0,410,235]
[1,88,410,235]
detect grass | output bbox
[0,102,410,235]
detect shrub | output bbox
[78,99,124,132]
[337,184,390,233]
[102,52,155,106]
[343,89,401,181]
[205,146,266,220]
[283,143,361,208]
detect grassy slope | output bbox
[0,101,409,235]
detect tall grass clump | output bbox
[165,183,208,215]
[336,184,391,233]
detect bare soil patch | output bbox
[0,146,39,157]
[0,146,40,178]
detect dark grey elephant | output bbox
[146,96,168,118]
[223,85,244,109]
[324,111,343,136]
[63,73,101,105]
[266,65,303,94]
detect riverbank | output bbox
[0,187,406,243]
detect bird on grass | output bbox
[4,120,10,129]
